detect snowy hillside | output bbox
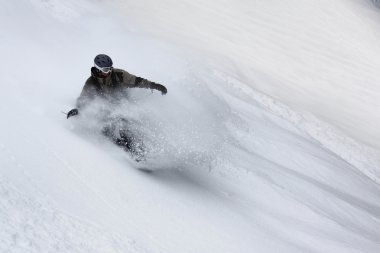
[1,0,380,252]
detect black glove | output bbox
[152,82,167,95]
[160,85,168,95]
[67,108,79,119]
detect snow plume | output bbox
[72,75,233,171]
[2,0,380,252]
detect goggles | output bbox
[94,63,113,74]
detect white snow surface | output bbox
[1,0,380,252]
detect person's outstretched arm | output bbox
[121,69,167,95]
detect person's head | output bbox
[93,54,113,78]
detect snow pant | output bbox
[101,117,145,160]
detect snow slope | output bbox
[0,0,380,252]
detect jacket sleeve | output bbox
[76,78,98,108]
[121,70,167,94]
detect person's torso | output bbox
[91,69,125,96]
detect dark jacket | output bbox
[77,67,167,108]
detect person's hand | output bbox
[67,108,79,119]
[160,85,167,95]
[154,83,167,95]
[150,82,167,95]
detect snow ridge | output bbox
[1,0,380,252]
[215,71,380,183]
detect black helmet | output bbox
[94,54,113,73]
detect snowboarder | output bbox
[66,54,167,159]
[67,54,167,118]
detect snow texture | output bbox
[0,0,380,252]
[0,176,151,253]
